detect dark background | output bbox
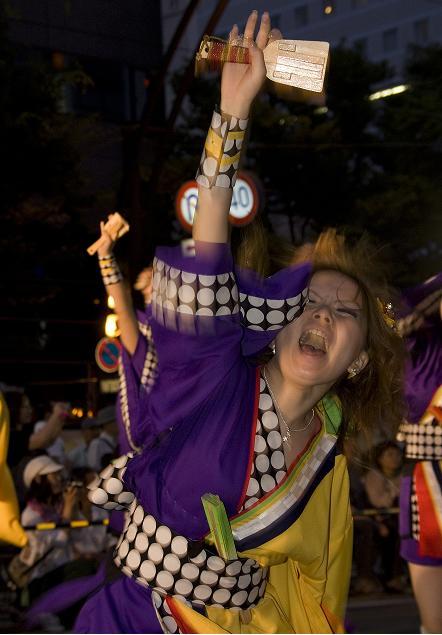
[0,0,441,409]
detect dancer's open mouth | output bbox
[299,329,328,355]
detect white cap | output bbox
[23,455,64,488]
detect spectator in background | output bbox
[8,457,101,631]
[365,441,402,508]
[364,441,406,591]
[68,419,102,469]
[3,385,34,470]
[344,438,383,594]
[16,456,96,602]
[32,401,71,466]
[4,389,71,506]
[87,406,118,472]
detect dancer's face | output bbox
[275,270,368,389]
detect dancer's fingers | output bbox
[229,24,239,42]
[100,221,105,233]
[255,11,271,50]
[249,42,266,82]
[243,10,258,42]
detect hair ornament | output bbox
[377,298,397,332]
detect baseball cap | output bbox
[23,455,64,488]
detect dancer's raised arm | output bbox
[96,222,138,355]
[193,11,274,243]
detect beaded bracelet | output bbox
[196,107,248,189]
[98,254,123,286]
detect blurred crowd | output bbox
[1,388,119,630]
[346,438,407,595]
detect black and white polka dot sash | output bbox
[400,420,442,460]
[88,453,136,510]
[88,455,268,617]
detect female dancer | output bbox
[398,273,442,633]
[75,11,404,633]
[96,223,157,454]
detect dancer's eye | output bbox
[337,307,358,318]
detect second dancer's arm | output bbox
[97,221,139,355]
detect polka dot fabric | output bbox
[87,453,135,511]
[87,455,268,630]
[151,257,307,336]
[118,319,158,453]
[401,419,442,460]
[196,109,248,190]
[240,290,307,332]
[410,477,420,541]
[240,373,288,511]
[151,258,240,330]
[113,500,267,613]
[138,320,158,391]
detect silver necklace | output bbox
[263,367,315,443]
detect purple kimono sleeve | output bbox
[133,241,244,447]
[117,308,158,453]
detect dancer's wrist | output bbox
[98,253,123,286]
[220,99,250,120]
[97,248,113,258]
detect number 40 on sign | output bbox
[175,171,261,233]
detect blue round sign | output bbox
[95,337,122,373]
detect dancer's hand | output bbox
[97,220,115,258]
[220,11,281,119]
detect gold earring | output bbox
[347,367,358,379]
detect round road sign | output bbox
[175,171,261,232]
[228,171,260,227]
[95,337,122,373]
[175,182,198,233]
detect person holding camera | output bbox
[10,456,96,604]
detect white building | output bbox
[161,0,442,109]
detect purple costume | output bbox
[399,273,442,565]
[117,306,158,455]
[73,241,317,633]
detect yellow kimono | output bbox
[167,398,352,634]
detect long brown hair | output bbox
[233,217,297,277]
[295,229,406,440]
